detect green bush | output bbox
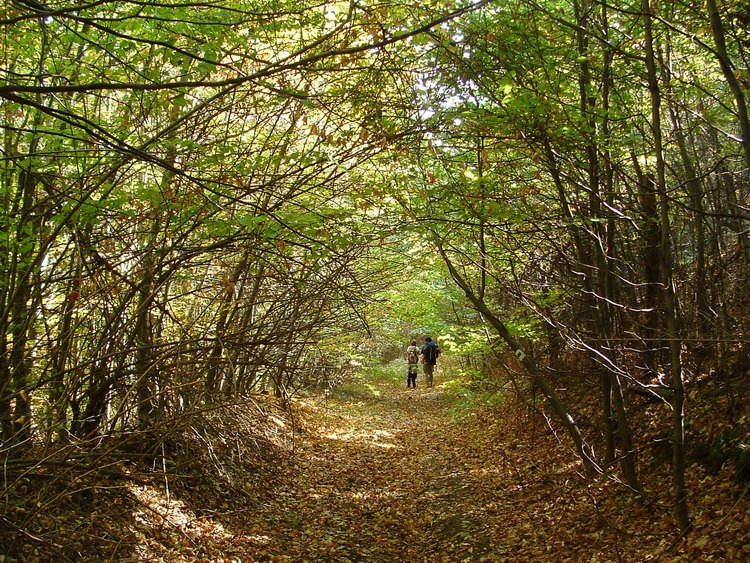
[359,361,404,384]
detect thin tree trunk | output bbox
[599,1,617,468]
[706,0,750,169]
[134,258,156,427]
[5,169,39,448]
[631,155,662,374]
[643,0,691,533]
[48,252,82,443]
[207,253,251,395]
[669,107,711,344]
[706,0,750,264]
[438,242,599,474]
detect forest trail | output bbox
[14,377,746,562]
[241,382,505,562]
[224,379,664,563]
[252,383,497,562]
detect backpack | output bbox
[407,347,419,363]
[423,342,439,361]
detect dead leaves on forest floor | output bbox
[217,382,750,562]
[7,380,750,562]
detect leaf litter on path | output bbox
[9,379,750,561]
[227,382,691,562]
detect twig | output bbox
[714,483,749,529]
[0,515,46,544]
[0,515,74,561]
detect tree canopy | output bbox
[2,0,750,556]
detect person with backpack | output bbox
[405,340,421,388]
[421,336,441,387]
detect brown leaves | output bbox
[7,384,750,561]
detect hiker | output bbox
[405,340,421,388]
[421,337,441,387]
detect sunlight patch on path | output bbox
[129,483,236,560]
[323,427,397,448]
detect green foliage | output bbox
[440,375,508,418]
[364,258,476,360]
[438,326,490,357]
[359,364,404,385]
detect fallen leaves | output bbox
[4,381,750,561]
[251,381,750,562]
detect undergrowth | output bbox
[0,396,293,562]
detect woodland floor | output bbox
[6,374,750,562]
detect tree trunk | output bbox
[643,0,691,533]
[4,168,39,448]
[438,242,599,474]
[706,0,750,170]
[706,0,750,265]
[207,253,251,395]
[669,107,712,345]
[134,261,157,427]
[49,254,83,443]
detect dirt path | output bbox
[9,378,748,561]
[221,381,593,562]
[217,380,692,563]
[84,377,737,562]
[246,383,496,562]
